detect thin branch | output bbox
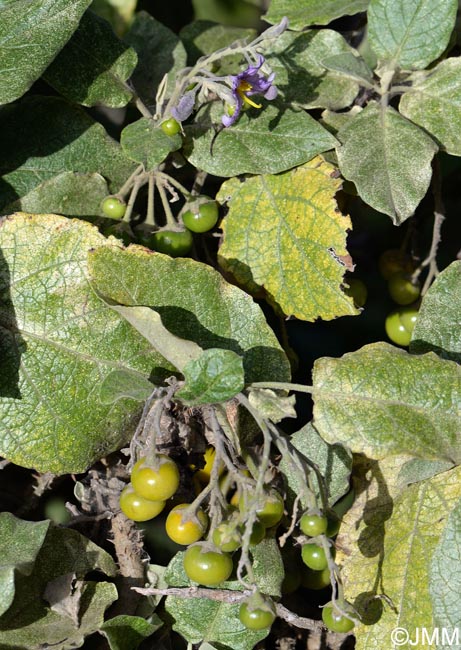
[413,158,445,295]
[133,586,325,631]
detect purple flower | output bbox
[222,55,278,127]
[171,89,197,123]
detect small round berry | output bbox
[131,455,180,502]
[213,522,242,553]
[322,603,355,633]
[239,595,276,631]
[300,512,329,537]
[182,199,219,233]
[161,117,181,136]
[183,543,233,586]
[379,249,413,280]
[102,196,126,220]
[119,485,166,522]
[301,543,329,571]
[388,272,421,305]
[344,278,367,307]
[165,504,208,545]
[385,306,418,346]
[151,229,193,257]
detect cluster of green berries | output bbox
[299,510,355,633]
[101,118,220,258]
[380,249,420,346]
[119,448,285,632]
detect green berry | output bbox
[102,196,126,220]
[161,118,181,136]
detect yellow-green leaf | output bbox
[217,157,357,321]
[336,459,461,649]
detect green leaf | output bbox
[430,497,461,644]
[247,388,296,423]
[0,524,117,649]
[120,118,182,170]
[336,102,437,223]
[410,261,461,363]
[167,596,269,649]
[125,11,187,107]
[88,246,291,384]
[398,458,455,487]
[263,0,369,29]
[337,461,461,649]
[321,52,374,84]
[176,349,245,405]
[184,101,338,177]
[180,21,256,72]
[165,540,283,649]
[368,0,457,70]
[99,369,155,405]
[400,58,461,156]
[265,30,360,110]
[312,342,461,463]
[101,615,161,650]
[5,172,109,217]
[279,422,352,510]
[0,0,92,105]
[43,10,137,108]
[111,305,203,371]
[0,514,50,617]
[217,157,358,320]
[0,96,136,212]
[0,214,171,473]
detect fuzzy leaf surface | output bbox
[313,342,461,463]
[264,0,369,29]
[0,96,136,212]
[164,540,283,648]
[176,349,245,405]
[125,11,187,106]
[5,172,109,217]
[120,118,182,170]
[0,524,117,648]
[247,388,296,423]
[410,260,461,363]
[368,0,457,70]
[336,461,461,650]
[98,369,155,405]
[0,214,168,473]
[217,157,357,320]
[185,101,337,177]
[321,52,374,84]
[88,246,291,384]
[0,514,50,617]
[265,30,360,110]
[43,10,137,108]
[0,0,92,104]
[400,58,461,156]
[179,21,256,73]
[280,422,352,510]
[336,102,437,223]
[111,305,203,372]
[101,615,161,650]
[430,497,461,647]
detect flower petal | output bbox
[171,90,196,123]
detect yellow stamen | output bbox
[237,81,262,109]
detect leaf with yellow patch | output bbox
[217,157,357,321]
[336,458,461,649]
